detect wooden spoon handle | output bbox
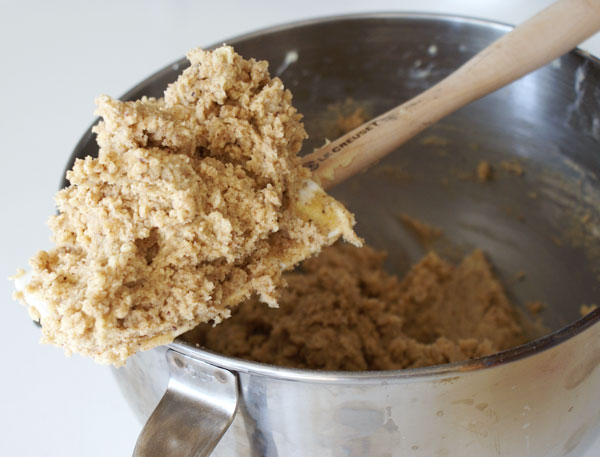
[302,0,600,190]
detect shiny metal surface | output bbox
[129,320,600,456]
[132,351,238,457]
[63,13,600,457]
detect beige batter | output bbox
[187,243,527,371]
[14,45,541,370]
[15,46,359,365]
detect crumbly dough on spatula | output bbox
[14,46,360,365]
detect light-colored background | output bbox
[1,1,599,456]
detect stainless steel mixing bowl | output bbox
[65,13,600,457]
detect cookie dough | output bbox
[477,160,493,182]
[14,46,359,365]
[398,214,442,250]
[187,243,527,371]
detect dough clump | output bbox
[17,46,359,365]
[188,244,526,370]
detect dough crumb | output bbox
[398,214,442,250]
[580,304,598,316]
[526,301,545,315]
[186,243,528,371]
[500,160,525,176]
[314,97,371,140]
[15,46,358,365]
[477,161,494,182]
[336,108,368,134]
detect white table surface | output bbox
[1,1,599,456]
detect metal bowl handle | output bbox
[133,349,239,457]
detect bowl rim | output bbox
[172,307,600,383]
[66,11,600,383]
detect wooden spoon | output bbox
[302,0,600,190]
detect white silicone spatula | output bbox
[302,0,600,190]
